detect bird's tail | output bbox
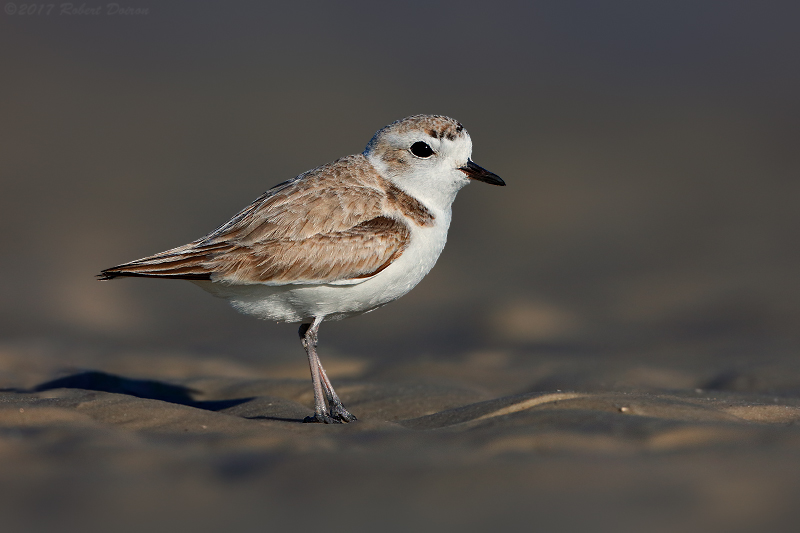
[98,242,231,281]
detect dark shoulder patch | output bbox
[383,180,435,227]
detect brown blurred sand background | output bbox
[2,1,800,532]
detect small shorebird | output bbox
[100,114,504,423]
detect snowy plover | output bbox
[100,114,504,423]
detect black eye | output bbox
[410,141,434,158]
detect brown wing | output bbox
[202,155,389,245]
[206,216,408,284]
[99,156,413,284]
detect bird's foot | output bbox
[329,402,357,423]
[303,413,342,424]
[303,403,357,424]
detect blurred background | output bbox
[2,0,799,385]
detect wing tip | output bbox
[97,269,212,281]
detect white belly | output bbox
[193,211,451,323]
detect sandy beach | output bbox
[2,340,800,533]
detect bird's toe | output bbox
[303,413,342,424]
[330,403,357,423]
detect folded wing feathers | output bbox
[207,216,409,284]
[99,155,419,284]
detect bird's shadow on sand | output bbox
[29,370,254,412]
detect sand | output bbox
[2,342,800,533]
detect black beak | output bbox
[460,160,505,186]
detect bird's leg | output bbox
[299,317,356,424]
[300,317,338,424]
[316,357,357,422]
